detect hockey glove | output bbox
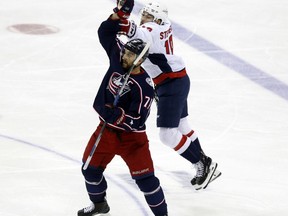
[103,104,126,126]
[119,19,136,38]
[113,0,134,19]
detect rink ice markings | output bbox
[0,133,150,216]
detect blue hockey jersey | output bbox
[94,17,154,132]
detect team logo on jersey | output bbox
[108,72,131,97]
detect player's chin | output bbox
[122,62,129,69]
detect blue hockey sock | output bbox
[193,138,204,154]
[136,176,168,216]
[180,139,201,163]
[81,166,107,203]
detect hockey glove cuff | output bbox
[119,19,136,38]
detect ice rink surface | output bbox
[1,0,288,215]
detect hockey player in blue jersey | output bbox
[118,0,221,190]
[77,1,168,216]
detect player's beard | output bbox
[122,60,131,70]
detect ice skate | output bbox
[78,199,110,216]
[191,167,222,187]
[191,155,218,190]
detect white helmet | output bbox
[142,1,168,24]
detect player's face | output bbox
[122,49,137,69]
[140,11,154,25]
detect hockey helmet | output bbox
[123,39,149,61]
[141,1,168,24]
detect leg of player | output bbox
[135,175,168,216]
[159,127,218,190]
[178,117,221,189]
[78,166,110,216]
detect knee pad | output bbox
[160,127,192,154]
[135,176,160,193]
[159,127,182,149]
[178,117,191,134]
[81,165,104,183]
[179,117,198,141]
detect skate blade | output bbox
[194,162,217,190]
[208,169,222,184]
[193,168,221,190]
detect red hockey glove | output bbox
[119,19,136,38]
[113,0,134,19]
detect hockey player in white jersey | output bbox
[118,0,221,190]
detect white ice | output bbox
[1,0,288,215]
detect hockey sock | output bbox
[136,176,168,216]
[191,138,205,155]
[82,165,107,203]
[180,140,201,164]
[185,130,204,154]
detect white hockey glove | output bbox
[119,19,136,38]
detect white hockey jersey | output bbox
[130,20,186,85]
